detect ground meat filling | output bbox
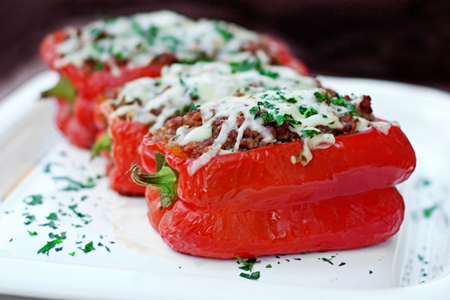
[149,90,375,160]
[150,110,302,159]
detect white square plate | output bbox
[0,72,449,299]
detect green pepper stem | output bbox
[91,131,112,159]
[127,161,178,209]
[41,76,77,103]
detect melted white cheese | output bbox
[54,10,271,72]
[106,61,318,130]
[171,88,390,175]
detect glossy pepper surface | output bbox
[137,125,416,259]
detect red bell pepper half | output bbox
[131,125,416,259]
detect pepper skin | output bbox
[140,125,416,258]
[108,121,148,196]
[40,29,309,149]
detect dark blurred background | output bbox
[0,0,449,100]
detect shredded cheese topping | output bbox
[54,10,273,75]
[107,61,318,130]
[171,88,391,175]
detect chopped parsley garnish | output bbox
[132,21,158,45]
[52,176,96,191]
[27,230,38,236]
[319,255,337,265]
[69,252,76,256]
[68,204,87,218]
[46,213,59,221]
[299,105,318,118]
[260,112,274,125]
[423,204,438,218]
[215,22,234,41]
[314,91,356,115]
[78,241,96,253]
[321,257,334,265]
[266,264,272,268]
[229,59,279,79]
[235,256,260,271]
[37,232,67,256]
[239,271,260,280]
[339,262,346,267]
[24,195,43,206]
[235,255,260,279]
[301,129,320,138]
[39,220,58,230]
[182,103,200,114]
[249,106,259,117]
[24,214,36,225]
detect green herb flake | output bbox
[369,270,373,274]
[69,252,76,256]
[52,232,66,240]
[239,271,260,280]
[24,214,36,225]
[299,105,318,118]
[249,106,259,117]
[46,213,58,221]
[78,241,96,254]
[37,233,65,256]
[39,221,58,230]
[260,112,274,125]
[53,176,96,191]
[339,262,346,267]
[69,204,86,218]
[44,163,52,173]
[235,255,260,272]
[320,257,334,265]
[215,22,234,41]
[423,204,438,218]
[25,195,43,206]
[266,264,272,268]
[27,230,38,236]
[301,129,320,138]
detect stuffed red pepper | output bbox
[96,61,319,195]
[40,10,309,148]
[130,87,416,259]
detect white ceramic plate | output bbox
[0,72,450,300]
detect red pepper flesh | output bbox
[108,121,148,196]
